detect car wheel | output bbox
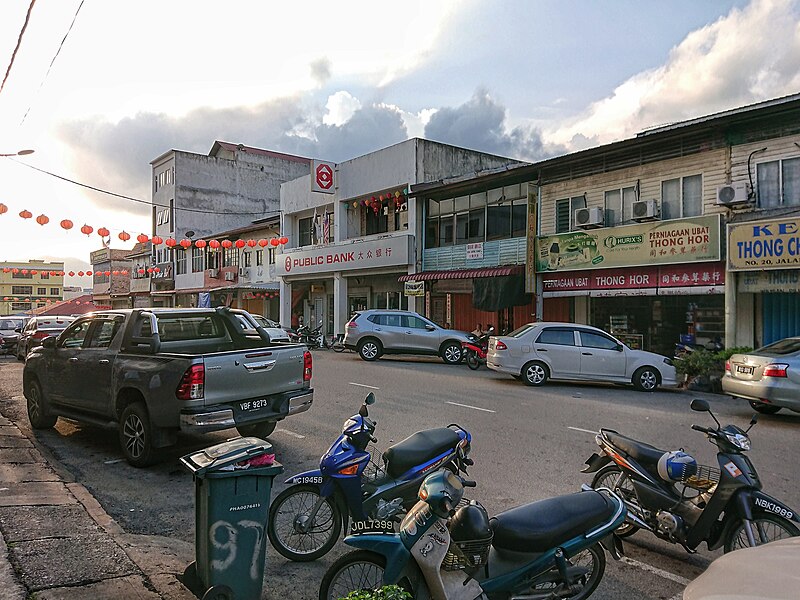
[441,342,463,364]
[748,400,781,415]
[26,380,57,429]
[119,402,157,467]
[236,420,277,438]
[522,361,548,386]
[357,338,382,361]
[633,366,660,392]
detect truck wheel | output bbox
[119,402,157,467]
[26,380,57,429]
[236,421,277,438]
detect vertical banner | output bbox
[525,182,538,293]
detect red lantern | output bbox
[209,239,220,249]
[138,268,145,275]
[235,239,246,249]
[60,219,73,230]
[146,268,154,274]
[180,239,191,249]
[137,233,149,244]
[36,214,49,226]
[195,239,207,249]
[280,237,288,245]
[68,271,75,276]
[151,235,163,245]
[21,269,28,275]
[246,239,257,248]
[19,210,32,220]
[0,203,7,215]
[77,271,84,276]
[153,267,161,273]
[165,238,177,248]
[270,238,280,247]
[80,224,93,236]
[112,270,120,276]
[30,270,38,275]
[257,239,268,247]
[119,231,131,242]
[121,270,129,275]
[221,240,233,249]
[11,268,19,274]
[97,227,110,237]
[95,271,102,276]
[1,268,8,273]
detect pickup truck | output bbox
[22,307,313,466]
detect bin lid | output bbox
[180,436,275,477]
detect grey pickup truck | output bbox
[22,307,313,466]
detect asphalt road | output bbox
[1,350,798,600]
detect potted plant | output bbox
[340,586,411,600]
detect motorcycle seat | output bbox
[603,430,665,465]
[489,491,616,554]
[383,428,461,479]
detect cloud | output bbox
[424,88,565,161]
[310,57,332,84]
[546,0,800,148]
[323,91,362,126]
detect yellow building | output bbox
[0,260,65,316]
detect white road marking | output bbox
[621,556,692,587]
[103,459,125,465]
[568,426,598,435]
[446,401,496,413]
[276,428,305,439]
[349,382,380,390]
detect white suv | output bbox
[344,310,472,364]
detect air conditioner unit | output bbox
[209,268,219,278]
[632,199,659,222]
[573,207,604,229]
[224,271,236,281]
[716,183,749,206]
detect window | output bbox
[604,186,637,226]
[175,251,187,275]
[191,247,204,273]
[11,286,32,295]
[37,288,46,295]
[223,246,238,267]
[439,216,454,245]
[169,199,174,233]
[403,315,431,329]
[256,250,263,266]
[11,271,32,279]
[40,272,49,279]
[157,316,225,341]
[268,248,276,265]
[536,328,575,346]
[59,321,92,349]
[377,314,402,327]
[486,203,511,240]
[511,199,527,237]
[757,158,800,208]
[426,216,440,248]
[87,318,123,348]
[299,217,313,247]
[555,196,586,233]
[242,251,251,267]
[579,331,619,350]
[661,174,702,219]
[206,249,219,270]
[455,209,485,244]
[366,207,389,235]
[50,288,59,296]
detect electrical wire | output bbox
[11,158,279,216]
[20,0,85,126]
[0,0,37,96]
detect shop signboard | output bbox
[466,243,484,260]
[404,281,424,296]
[278,234,413,276]
[535,214,721,272]
[525,183,538,293]
[738,270,800,293]
[728,217,800,271]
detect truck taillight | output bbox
[176,364,205,400]
[303,351,313,381]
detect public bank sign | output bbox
[278,234,413,276]
[728,217,800,271]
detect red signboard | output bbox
[315,163,333,190]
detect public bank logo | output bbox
[285,256,292,272]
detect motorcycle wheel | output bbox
[526,543,605,600]
[319,550,386,600]
[268,484,341,562]
[724,513,799,552]
[466,350,480,370]
[591,465,640,538]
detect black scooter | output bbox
[583,399,799,553]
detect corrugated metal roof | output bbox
[398,266,523,281]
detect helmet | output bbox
[657,451,697,482]
[449,503,491,543]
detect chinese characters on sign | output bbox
[278,235,412,275]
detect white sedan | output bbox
[487,322,678,392]
[236,313,291,343]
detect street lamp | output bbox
[0,149,34,157]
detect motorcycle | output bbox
[297,321,328,349]
[583,398,800,553]
[319,470,625,600]
[462,327,494,371]
[267,393,473,562]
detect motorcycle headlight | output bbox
[725,432,751,451]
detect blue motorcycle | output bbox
[319,471,626,600]
[267,392,473,561]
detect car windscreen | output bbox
[156,315,226,341]
[755,338,800,356]
[0,320,23,330]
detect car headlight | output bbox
[725,432,751,451]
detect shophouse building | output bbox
[89,249,132,309]
[277,139,522,337]
[0,259,65,316]
[126,242,152,308]
[149,141,311,306]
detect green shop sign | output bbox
[535,214,721,272]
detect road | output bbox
[1,350,798,599]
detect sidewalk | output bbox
[0,414,196,599]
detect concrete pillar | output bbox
[333,272,348,336]
[333,198,347,242]
[279,279,292,329]
[724,271,736,349]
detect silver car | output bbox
[722,337,800,415]
[235,313,291,343]
[486,322,678,391]
[344,309,472,364]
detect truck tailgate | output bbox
[201,345,307,405]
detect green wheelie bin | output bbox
[180,436,283,600]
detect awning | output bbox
[398,266,523,282]
[208,282,279,292]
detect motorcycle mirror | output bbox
[690,398,710,412]
[365,392,376,405]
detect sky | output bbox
[1,0,799,281]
